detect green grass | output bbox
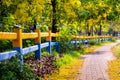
[48,50,84,80]
[55,50,83,68]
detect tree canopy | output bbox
[0,0,120,35]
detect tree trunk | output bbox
[51,0,57,33]
[34,20,37,30]
[98,25,102,35]
[87,24,91,36]
[90,26,94,36]
[113,31,118,36]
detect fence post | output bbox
[35,30,41,59]
[46,31,51,54]
[82,36,85,45]
[56,32,60,53]
[13,28,23,71]
[98,36,101,43]
[74,36,77,48]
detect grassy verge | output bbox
[47,40,115,80]
[47,50,84,80]
[49,58,83,80]
[108,43,120,80]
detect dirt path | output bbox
[77,41,120,80]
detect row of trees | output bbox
[0,0,120,35]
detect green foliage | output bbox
[0,58,35,80]
[55,54,73,68]
[52,50,59,56]
[55,50,82,68]
[24,52,34,59]
[0,40,12,52]
[89,40,100,45]
[42,51,50,56]
[70,51,81,58]
[58,25,77,53]
[59,26,73,41]
[23,39,34,48]
[60,42,74,53]
[37,24,49,32]
[110,38,116,42]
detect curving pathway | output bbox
[77,41,120,80]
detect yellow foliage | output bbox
[63,0,81,19]
[108,59,120,80]
[88,19,93,26]
[103,13,107,18]
[1,0,12,7]
[85,46,100,54]
[70,0,81,7]
[80,20,86,27]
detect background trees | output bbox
[0,0,120,35]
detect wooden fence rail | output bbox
[0,28,113,63]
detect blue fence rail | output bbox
[0,28,113,62]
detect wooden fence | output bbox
[0,28,113,63]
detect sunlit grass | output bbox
[108,43,120,80]
[48,58,83,80]
[84,45,100,53]
[108,59,120,80]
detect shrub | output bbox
[60,42,74,53]
[89,40,100,45]
[0,57,35,80]
[0,40,12,52]
[42,51,50,56]
[58,25,77,53]
[110,38,116,42]
[55,50,82,68]
[55,54,73,68]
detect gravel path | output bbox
[77,41,120,80]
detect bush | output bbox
[55,50,82,68]
[60,42,74,53]
[0,40,12,52]
[58,25,77,53]
[0,58,35,80]
[110,38,116,42]
[24,52,35,59]
[89,40,100,45]
[55,54,73,68]
[42,51,50,56]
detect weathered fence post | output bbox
[35,30,41,59]
[46,31,52,54]
[13,28,23,71]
